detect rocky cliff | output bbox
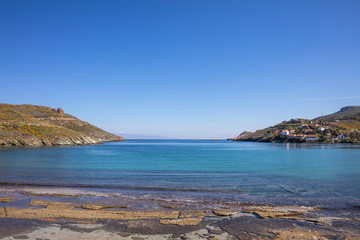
[0,104,124,147]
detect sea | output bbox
[0,139,360,208]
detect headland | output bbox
[0,104,124,147]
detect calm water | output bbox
[0,140,360,207]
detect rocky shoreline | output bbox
[1,187,359,239]
[0,137,123,148]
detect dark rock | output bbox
[13,235,29,239]
[103,219,207,236]
[217,216,346,240]
[57,108,64,114]
[0,218,48,239]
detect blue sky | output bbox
[1,0,359,139]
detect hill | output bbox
[314,106,360,121]
[0,104,124,147]
[231,106,360,143]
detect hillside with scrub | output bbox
[0,104,124,147]
[231,106,360,143]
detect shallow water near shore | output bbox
[0,140,360,208]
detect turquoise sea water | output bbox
[0,140,360,207]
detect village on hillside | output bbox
[279,118,349,143]
[231,106,360,143]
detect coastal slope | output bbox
[232,106,360,143]
[0,104,124,147]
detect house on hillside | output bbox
[286,134,296,139]
[304,135,318,142]
[318,127,326,131]
[300,124,309,128]
[289,129,296,133]
[295,134,305,140]
[281,130,289,136]
[304,129,313,133]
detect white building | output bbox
[338,133,346,139]
[281,130,289,136]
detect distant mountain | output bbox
[231,106,360,143]
[0,104,124,147]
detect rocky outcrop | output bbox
[0,104,124,147]
[57,108,64,114]
[234,131,256,141]
[233,129,279,142]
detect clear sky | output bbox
[1,0,359,139]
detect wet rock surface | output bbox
[0,218,48,239]
[218,216,352,240]
[0,189,359,239]
[103,219,208,236]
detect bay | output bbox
[0,140,359,207]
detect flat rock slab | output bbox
[212,209,238,216]
[0,207,5,218]
[80,204,113,210]
[159,218,203,226]
[28,200,74,207]
[179,210,207,218]
[0,218,48,239]
[5,207,180,220]
[0,197,13,202]
[103,219,208,235]
[80,204,128,210]
[242,205,316,218]
[217,216,356,240]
